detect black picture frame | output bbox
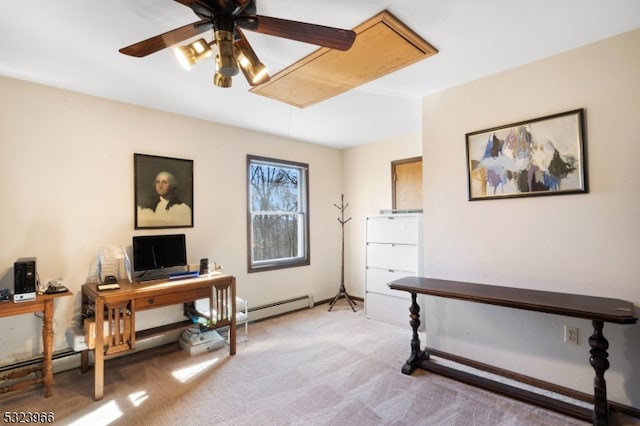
[465,109,587,201]
[134,153,194,229]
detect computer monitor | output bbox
[132,234,187,272]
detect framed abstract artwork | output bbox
[465,109,587,201]
[134,153,194,229]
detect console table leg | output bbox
[402,292,429,374]
[589,320,609,426]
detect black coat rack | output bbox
[329,194,357,312]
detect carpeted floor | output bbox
[1,304,629,425]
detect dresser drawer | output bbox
[366,243,418,271]
[366,267,412,298]
[366,215,419,244]
[134,287,210,310]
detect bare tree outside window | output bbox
[247,155,310,272]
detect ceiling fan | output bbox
[119,0,356,88]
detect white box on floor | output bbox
[65,327,89,352]
[179,329,225,356]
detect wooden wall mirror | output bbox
[391,156,423,211]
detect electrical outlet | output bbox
[564,325,579,345]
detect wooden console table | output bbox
[0,291,73,397]
[80,274,236,401]
[388,276,637,426]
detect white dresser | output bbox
[365,213,423,328]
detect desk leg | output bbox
[229,278,236,355]
[589,320,609,426]
[80,291,89,374]
[401,292,428,375]
[80,350,89,373]
[42,299,54,398]
[94,299,105,401]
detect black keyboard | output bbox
[135,272,169,282]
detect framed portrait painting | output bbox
[465,109,587,201]
[134,153,194,229]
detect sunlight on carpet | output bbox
[171,356,220,383]
[128,391,148,407]
[68,400,123,426]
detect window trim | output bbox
[246,155,310,273]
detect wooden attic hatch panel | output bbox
[250,10,438,108]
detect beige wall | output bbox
[0,77,342,361]
[421,29,640,406]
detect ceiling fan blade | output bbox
[237,15,355,51]
[119,20,213,57]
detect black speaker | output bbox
[199,258,209,275]
[14,257,37,302]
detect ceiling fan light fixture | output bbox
[213,72,232,88]
[235,38,270,86]
[173,38,213,70]
[215,30,238,77]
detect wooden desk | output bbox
[0,292,73,397]
[388,276,637,426]
[80,274,236,401]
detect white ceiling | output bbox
[2,1,640,149]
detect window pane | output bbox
[249,164,300,212]
[247,155,309,272]
[251,213,303,263]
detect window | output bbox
[247,155,310,272]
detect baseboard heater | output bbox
[0,349,75,373]
[248,295,314,322]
